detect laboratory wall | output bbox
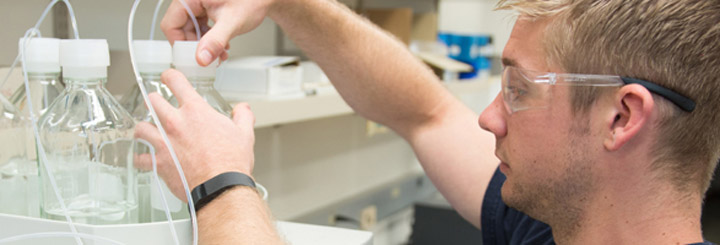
[0,0,55,67]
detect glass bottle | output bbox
[121,40,174,122]
[171,41,232,116]
[0,38,61,217]
[0,95,30,216]
[38,39,137,225]
[122,40,188,223]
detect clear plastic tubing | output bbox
[137,138,180,245]
[129,0,203,244]
[10,1,83,243]
[18,31,93,245]
[149,0,165,40]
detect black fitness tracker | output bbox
[190,172,256,212]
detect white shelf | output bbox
[229,91,355,129]
[229,76,499,128]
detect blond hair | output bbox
[497,0,720,194]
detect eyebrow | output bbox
[502,57,518,67]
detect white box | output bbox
[215,56,303,100]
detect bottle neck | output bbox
[188,77,216,88]
[26,72,61,81]
[140,73,162,84]
[64,77,107,89]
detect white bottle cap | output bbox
[172,41,217,78]
[18,37,61,73]
[60,39,110,79]
[133,40,172,74]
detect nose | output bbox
[479,93,508,137]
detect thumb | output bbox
[195,20,236,66]
[232,103,256,129]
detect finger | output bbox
[161,69,203,106]
[220,50,229,62]
[232,103,256,129]
[196,20,237,66]
[183,21,198,41]
[134,121,165,149]
[148,92,180,126]
[134,153,154,171]
[161,0,190,44]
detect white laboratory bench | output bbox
[0,213,373,245]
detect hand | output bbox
[161,0,276,66]
[134,69,256,202]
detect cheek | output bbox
[505,114,573,176]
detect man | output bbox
[134,0,720,243]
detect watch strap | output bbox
[191,172,256,212]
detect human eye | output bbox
[505,84,528,101]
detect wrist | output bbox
[190,171,257,212]
[189,166,254,191]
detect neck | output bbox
[550,177,704,244]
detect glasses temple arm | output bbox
[621,77,696,112]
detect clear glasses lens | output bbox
[501,66,551,114]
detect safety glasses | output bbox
[501,66,696,114]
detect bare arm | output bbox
[266,0,499,228]
[198,186,281,244]
[160,0,499,230]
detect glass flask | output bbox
[38,39,138,225]
[122,40,188,222]
[0,37,61,217]
[171,41,232,116]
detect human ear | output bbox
[603,84,655,151]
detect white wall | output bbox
[0,0,55,67]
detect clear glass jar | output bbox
[121,73,173,122]
[0,94,39,217]
[38,77,137,225]
[11,72,64,116]
[0,71,61,217]
[122,73,189,222]
[170,76,232,116]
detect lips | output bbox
[499,162,510,174]
[496,151,510,174]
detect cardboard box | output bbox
[364,8,414,46]
[411,12,438,42]
[215,56,303,99]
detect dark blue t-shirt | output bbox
[480,167,716,245]
[481,167,554,244]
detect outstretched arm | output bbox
[160,0,499,229]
